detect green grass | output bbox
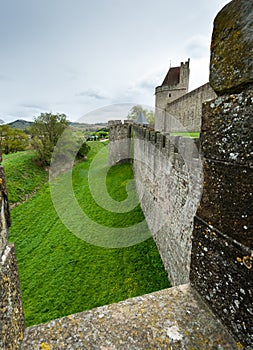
[170,132,200,138]
[2,151,48,204]
[8,142,170,326]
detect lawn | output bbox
[169,132,200,138]
[2,151,48,204]
[8,143,170,326]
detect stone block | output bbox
[190,217,253,348]
[197,159,253,248]
[0,244,25,349]
[210,0,253,94]
[201,90,253,166]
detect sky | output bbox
[0,0,230,124]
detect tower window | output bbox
[169,93,171,97]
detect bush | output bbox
[0,125,29,154]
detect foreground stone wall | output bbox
[190,1,253,347]
[190,89,253,348]
[21,284,238,349]
[133,126,202,285]
[0,163,24,349]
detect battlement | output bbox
[133,124,200,160]
[1,0,252,348]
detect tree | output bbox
[0,125,29,154]
[30,113,69,166]
[51,128,90,164]
[127,105,155,124]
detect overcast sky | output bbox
[0,0,229,123]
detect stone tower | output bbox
[155,59,190,131]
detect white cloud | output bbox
[185,35,210,59]
[0,0,231,123]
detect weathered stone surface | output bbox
[210,0,253,94]
[108,121,132,166]
[0,244,25,350]
[21,284,238,349]
[201,89,253,166]
[197,159,253,248]
[191,217,253,349]
[155,83,216,133]
[133,125,202,286]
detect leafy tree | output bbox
[30,113,69,166]
[0,125,29,154]
[127,105,155,124]
[51,128,90,165]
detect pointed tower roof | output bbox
[162,66,180,87]
[136,111,149,125]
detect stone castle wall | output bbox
[132,126,201,285]
[108,2,253,347]
[108,120,132,166]
[0,164,25,349]
[190,0,253,345]
[155,83,217,132]
[0,0,252,348]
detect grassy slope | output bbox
[3,151,48,204]
[9,143,170,326]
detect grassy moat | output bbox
[6,142,170,327]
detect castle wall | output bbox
[155,83,217,132]
[189,2,253,346]
[190,88,253,349]
[108,120,132,166]
[0,165,25,350]
[132,126,202,285]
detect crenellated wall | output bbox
[132,126,202,285]
[108,2,253,347]
[0,0,252,348]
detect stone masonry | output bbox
[108,120,132,166]
[133,126,202,286]
[190,1,253,347]
[0,161,25,349]
[108,0,252,347]
[0,0,252,348]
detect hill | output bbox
[6,119,108,131]
[7,119,33,130]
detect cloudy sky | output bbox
[0,0,229,124]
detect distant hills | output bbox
[7,119,33,129]
[4,119,108,131]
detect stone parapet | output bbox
[21,284,238,349]
[133,124,202,285]
[0,244,25,350]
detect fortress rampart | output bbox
[155,82,217,132]
[108,0,253,347]
[0,164,24,349]
[0,0,252,348]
